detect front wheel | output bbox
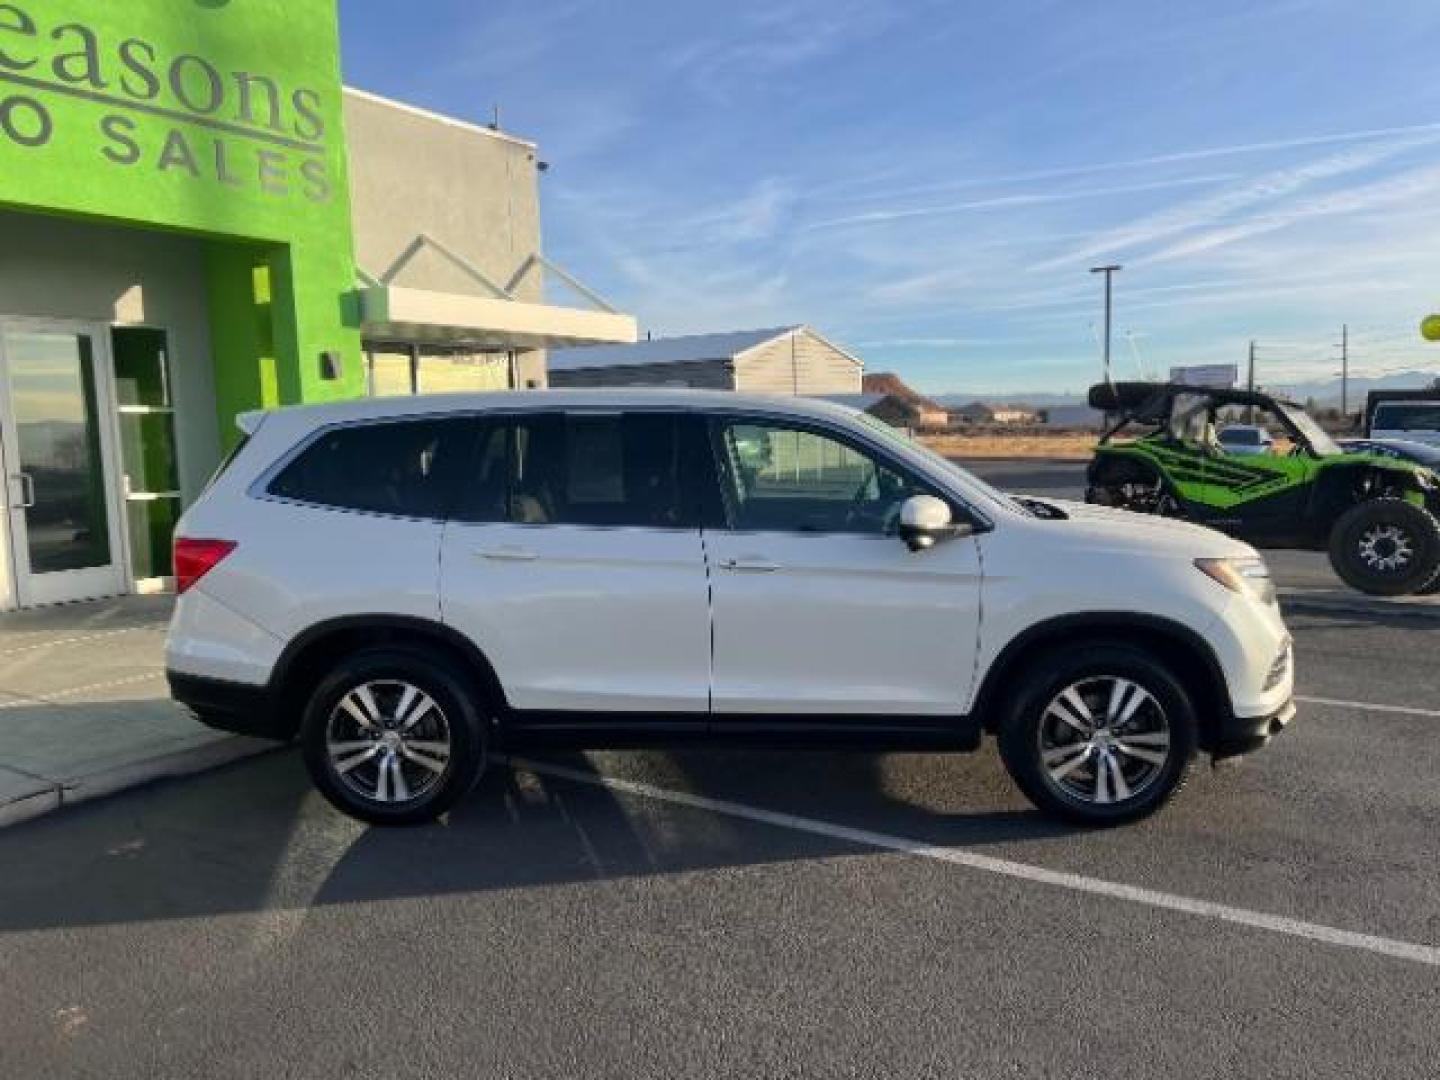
[998,645,1196,826]
[300,647,488,825]
[1326,498,1440,596]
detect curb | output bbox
[0,734,278,830]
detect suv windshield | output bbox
[1374,403,1440,431]
[1278,403,1340,457]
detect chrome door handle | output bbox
[10,473,34,509]
[719,557,779,572]
[476,546,538,562]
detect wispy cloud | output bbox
[804,173,1238,231]
[1034,135,1440,270]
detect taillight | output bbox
[174,537,237,594]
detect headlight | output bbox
[1195,556,1276,605]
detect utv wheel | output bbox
[1086,463,1179,516]
[300,646,488,825]
[1326,498,1440,597]
[998,645,1196,826]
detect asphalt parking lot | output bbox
[2,462,1438,1079]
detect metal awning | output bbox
[358,237,638,350]
[360,285,637,349]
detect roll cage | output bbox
[1089,382,1337,458]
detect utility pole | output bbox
[1339,323,1349,418]
[1090,265,1122,385]
[1246,340,1256,423]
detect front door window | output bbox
[717,420,935,534]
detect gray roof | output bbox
[549,326,799,372]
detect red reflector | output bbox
[174,538,237,595]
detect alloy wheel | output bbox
[325,680,452,805]
[1037,677,1172,805]
[1357,524,1414,573]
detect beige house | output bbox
[549,326,863,394]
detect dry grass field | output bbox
[919,430,1098,460]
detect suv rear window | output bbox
[268,417,474,518]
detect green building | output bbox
[0,0,634,608]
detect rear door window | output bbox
[453,412,719,528]
[268,417,476,518]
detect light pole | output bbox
[1090,265,1122,385]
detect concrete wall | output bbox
[344,90,549,386]
[548,359,736,389]
[0,209,220,500]
[735,330,862,395]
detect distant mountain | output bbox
[934,391,1087,409]
[1268,370,1439,405]
[933,370,1440,410]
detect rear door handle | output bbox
[9,473,34,509]
[719,557,779,573]
[475,546,538,562]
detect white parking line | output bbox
[0,670,165,709]
[1297,695,1440,719]
[510,757,1440,969]
[0,624,167,658]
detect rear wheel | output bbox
[1326,498,1440,596]
[998,645,1196,826]
[300,646,488,825]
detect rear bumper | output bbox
[167,670,290,741]
[1212,697,1295,761]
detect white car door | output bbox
[440,411,713,716]
[704,415,983,718]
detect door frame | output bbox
[0,316,132,608]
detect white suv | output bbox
[166,391,1294,826]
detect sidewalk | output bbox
[0,595,274,827]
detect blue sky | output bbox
[340,0,1440,395]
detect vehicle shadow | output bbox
[0,738,1075,933]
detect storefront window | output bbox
[365,344,513,396]
[111,328,181,582]
[418,351,511,392]
[367,348,415,396]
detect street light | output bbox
[1090,265,1122,385]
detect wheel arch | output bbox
[1311,459,1426,522]
[269,615,510,741]
[971,613,1230,751]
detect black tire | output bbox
[1086,460,1178,516]
[998,644,1196,826]
[1326,498,1440,597]
[300,646,488,825]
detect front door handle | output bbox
[719,556,779,573]
[475,546,538,562]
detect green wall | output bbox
[0,0,363,438]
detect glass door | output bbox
[0,322,128,607]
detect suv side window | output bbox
[267,417,474,518]
[456,412,717,528]
[714,418,936,534]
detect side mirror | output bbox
[898,494,969,552]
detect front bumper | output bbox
[1212,697,1296,761]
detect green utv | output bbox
[1084,382,1440,596]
